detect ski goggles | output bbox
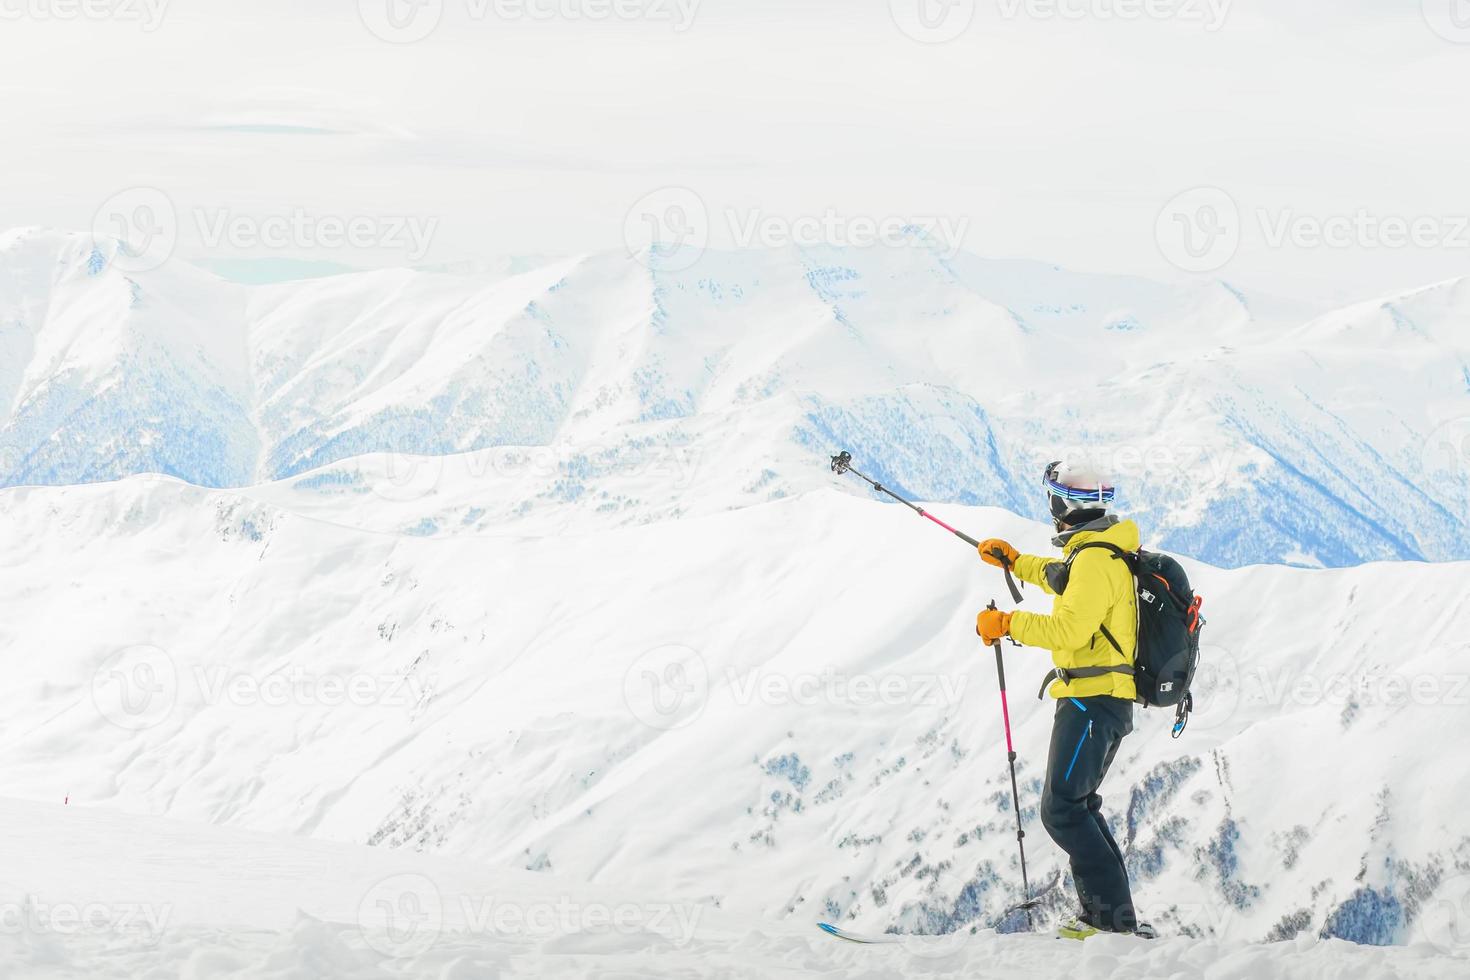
[1043,460,1115,504]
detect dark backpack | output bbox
[1045,542,1205,738]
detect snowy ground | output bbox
[0,797,1463,979]
[3,475,1470,956]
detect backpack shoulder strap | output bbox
[1067,542,1132,656]
[1069,541,1129,561]
[1068,540,1139,575]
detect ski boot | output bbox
[1057,918,1158,941]
[1056,918,1099,941]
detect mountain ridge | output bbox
[2,227,1467,568]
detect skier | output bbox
[974,460,1154,940]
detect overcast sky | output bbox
[1,0,1467,303]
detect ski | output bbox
[816,922,903,945]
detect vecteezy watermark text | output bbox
[726,209,970,255]
[1157,186,1470,273]
[357,0,701,43]
[889,0,1230,44]
[195,209,439,263]
[92,187,442,274]
[1257,209,1470,251]
[624,187,972,271]
[0,896,172,945]
[0,0,169,30]
[726,667,967,709]
[91,645,436,731]
[996,0,1231,31]
[356,873,704,958]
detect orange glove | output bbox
[976,608,1013,645]
[979,538,1020,569]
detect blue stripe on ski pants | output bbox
[1063,720,1092,782]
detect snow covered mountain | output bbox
[2,474,1467,950]
[5,220,1470,965]
[2,226,1468,569]
[3,797,1459,977]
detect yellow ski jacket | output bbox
[1008,519,1139,702]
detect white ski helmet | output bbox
[1043,459,1116,523]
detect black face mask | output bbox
[1049,493,1072,523]
[1051,495,1105,531]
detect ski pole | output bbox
[830,451,1023,603]
[988,599,1039,928]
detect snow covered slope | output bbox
[2,797,1460,978]
[2,476,1468,949]
[0,228,256,487]
[2,227,1469,568]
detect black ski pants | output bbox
[1039,694,1137,933]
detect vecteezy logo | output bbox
[357,873,444,958]
[622,645,710,731]
[889,0,976,43]
[358,0,444,43]
[905,923,976,961]
[1422,418,1470,480]
[1183,642,1242,734]
[362,412,447,505]
[91,645,178,731]
[0,444,20,483]
[1423,0,1470,43]
[1421,417,1470,514]
[1155,186,1241,274]
[1420,873,1470,953]
[92,187,178,274]
[623,187,709,272]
